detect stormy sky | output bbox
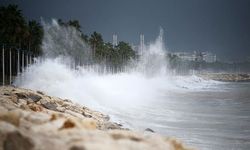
[1,0,250,61]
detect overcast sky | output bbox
[1,0,250,61]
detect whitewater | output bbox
[14,20,250,150]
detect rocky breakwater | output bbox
[0,86,193,150]
[199,73,250,82]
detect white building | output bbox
[172,51,216,63]
[173,52,196,61]
[202,52,217,63]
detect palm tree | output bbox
[0,4,27,46]
[89,31,103,59]
[67,20,81,31]
[28,20,43,55]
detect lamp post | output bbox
[17,48,20,76]
[22,50,24,72]
[2,45,4,86]
[26,52,29,67]
[9,48,12,84]
[29,54,32,65]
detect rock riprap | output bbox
[199,73,250,82]
[0,86,193,150]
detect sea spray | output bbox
[41,19,92,66]
[13,20,249,150]
[14,19,220,111]
[134,27,169,76]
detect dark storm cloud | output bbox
[1,0,250,61]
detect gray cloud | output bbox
[1,0,250,61]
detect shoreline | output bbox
[198,73,250,82]
[0,86,193,150]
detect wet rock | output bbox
[42,102,57,111]
[103,115,110,121]
[82,111,92,118]
[28,93,42,102]
[103,122,122,130]
[15,92,27,99]
[64,99,73,103]
[37,91,44,95]
[145,128,155,133]
[40,99,57,111]
[3,131,34,150]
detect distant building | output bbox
[112,34,118,47]
[202,52,217,63]
[173,52,196,61]
[139,34,145,55]
[172,51,216,63]
[131,34,146,55]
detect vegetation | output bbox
[0,4,137,78]
[1,4,249,77]
[88,32,136,70]
[0,4,43,55]
[58,19,137,69]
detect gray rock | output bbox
[103,115,110,121]
[104,122,122,130]
[36,91,44,95]
[82,111,92,118]
[42,102,58,111]
[39,98,48,105]
[145,128,155,133]
[40,99,57,111]
[64,99,72,102]
[28,94,42,102]
[15,93,27,99]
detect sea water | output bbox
[14,19,250,150]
